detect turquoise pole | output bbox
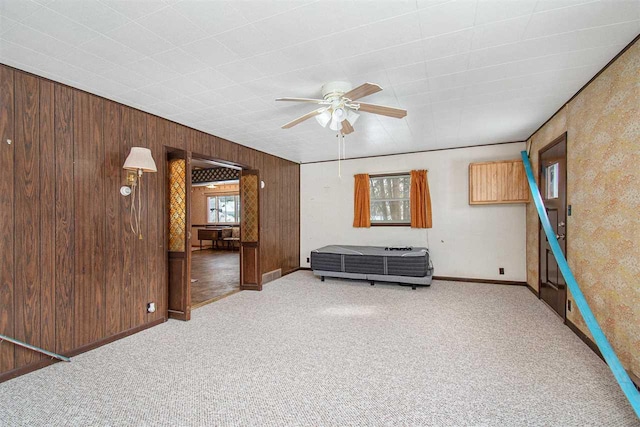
[521,150,639,418]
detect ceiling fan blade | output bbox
[341,120,354,135]
[275,97,327,104]
[281,108,324,129]
[356,102,407,119]
[342,82,382,101]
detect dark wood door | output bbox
[539,134,567,318]
[240,169,261,291]
[167,152,191,320]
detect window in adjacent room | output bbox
[369,174,411,225]
[207,194,240,223]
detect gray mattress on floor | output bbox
[310,245,433,286]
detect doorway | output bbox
[538,133,567,319]
[190,158,241,309]
[166,150,262,321]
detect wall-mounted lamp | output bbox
[121,147,157,239]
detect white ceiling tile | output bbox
[428,71,469,91]
[391,79,430,98]
[231,0,314,23]
[189,90,228,107]
[338,0,418,27]
[100,0,171,20]
[358,13,423,52]
[425,53,470,77]
[385,62,428,86]
[162,75,208,96]
[170,0,249,36]
[78,34,142,65]
[248,50,305,77]
[533,0,597,13]
[215,84,257,102]
[70,71,131,97]
[187,68,235,91]
[182,36,240,68]
[0,15,20,36]
[136,6,207,46]
[137,82,182,102]
[125,57,180,83]
[59,46,116,74]
[215,24,274,58]
[2,22,75,59]
[145,101,185,116]
[171,95,207,111]
[46,0,130,33]
[116,90,162,106]
[19,6,99,45]
[0,39,87,83]
[99,65,150,88]
[3,0,635,162]
[417,0,477,38]
[215,59,266,84]
[0,0,43,21]
[106,22,174,55]
[471,15,530,50]
[474,0,537,25]
[341,40,425,75]
[524,1,640,40]
[422,28,473,60]
[151,48,208,74]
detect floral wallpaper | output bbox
[525,40,639,378]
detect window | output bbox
[207,194,240,223]
[370,174,411,225]
[545,163,559,199]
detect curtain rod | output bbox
[363,169,428,177]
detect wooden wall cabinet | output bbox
[469,160,530,205]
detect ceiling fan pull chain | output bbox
[337,133,341,178]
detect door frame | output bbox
[167,151,261,318]
[537,132,568,319]
[166,149,192,320]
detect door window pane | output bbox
[545,163,559,199]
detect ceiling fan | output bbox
[276,81,407,135]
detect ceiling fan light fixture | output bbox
[329,117,343,131]
[332,107,346,122]
[315,109,331,127]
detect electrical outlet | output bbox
[499,268,504,275]
[568,300,572,311]
[307,257,310,263]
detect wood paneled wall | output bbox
[0,64,300,380]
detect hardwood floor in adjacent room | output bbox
[191,249,240,308]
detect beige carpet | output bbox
[1,271,637,426]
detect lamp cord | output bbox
[129,171,143,239]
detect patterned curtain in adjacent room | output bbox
[353,173,371,228]
[410,170,432,228]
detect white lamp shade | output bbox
[315,110,331,127]
[329,117,343,131]
[123,147,157,172]
[332,107,346,122]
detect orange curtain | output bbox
[410,170,432,228]
[353,174,371,228]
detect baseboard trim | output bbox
[0,317,166,383]
[565,318,603,361]
[433,276,527,286]
[565,319,640,391]
[298,267,312,271]
[526,283,539,297]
